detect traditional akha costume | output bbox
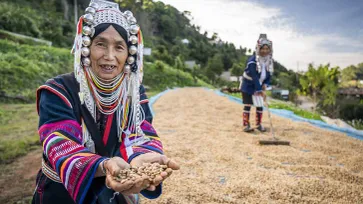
[32,1,163,203]
[240,34,273,132]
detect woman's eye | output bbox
[96,42,105,47]
[117,45,124,50]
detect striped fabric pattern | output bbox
[37,75,164,202]
[40,120,106,204]
[39,119,82,143]
[128,120,163,162]
[38,85,73,108]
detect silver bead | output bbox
[85,7,96,15]
[82,26,92,36]
[130,25,140,35]
[124,10,133,17]
[129,46,137,55]
[81,47,90,57]
[127,16,137,24]
[127,56,135,64]
[129,35,138,44]
[89,2,99,10]
[124,64,131,73]
[137,128,143,134]
[83,14,94,25]
[90,27,95,37]
[82,36,91,46]
[82,57,91,66]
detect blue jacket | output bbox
[240,55,271,95]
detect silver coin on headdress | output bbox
[82,57,91,66]
[82,36,92,46]
[129,46,138,55]
[85,7,96,15]
[127,16,137,25]
[81,47,90,57]
[124,10,133,18]
[130,25,140,35]
[83,14,94,25]
[127,56,135,64]
[129,35,138,44]
[83,26,93,36]
[89,2,99,10]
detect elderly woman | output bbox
[240,34,273,132]
[32,1,179,203]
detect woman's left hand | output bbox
[130,153,180,191]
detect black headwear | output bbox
[93,23,128,45]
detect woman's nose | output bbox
[104,48,116,60]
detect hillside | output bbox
[0,0,294,89]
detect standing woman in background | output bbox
[240,34,273,132]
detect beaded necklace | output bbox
[84,66,127,115]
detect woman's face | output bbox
[259,45,270,57]
[90,26,128,81]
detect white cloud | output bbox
[158,0,363,71]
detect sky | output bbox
[158,0,363,71]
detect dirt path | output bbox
[0,148,42,203]
[142,88,363,204]
[1,88,363,203]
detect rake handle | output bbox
[264,101,277,140]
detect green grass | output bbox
[143,60,213,90]
[347,119,363,130]
[146,90,161,98]
[0,29,51,46]
[0,104,40,163]
[266,90,272,97]
[228,92,242,98]
[0,39,73,102]
[225,92,322,121]
[268,102,322,121]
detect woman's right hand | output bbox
[104,157,135,192]
[254,91,266,101]
[254,91,264,96]
[104,157,152,194]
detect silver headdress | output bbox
[255,33,274,73]
[71,0,145,153]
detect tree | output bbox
[341,65,357,82]
[170,39,190,60]
[191,65,200,84]
[202,54,224,84]
[153,45,173,65]
[299,63,340,113]
[322,80,338,106]
[276,72,295,89]
[174,55,185,70]
[207,54,224,76]
[341,63,363,87]
[205,68,217,84]
[230,63,243,82]
[247,48,252,55]
[211,32,219,41]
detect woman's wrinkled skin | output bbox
[90,25,128,81]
